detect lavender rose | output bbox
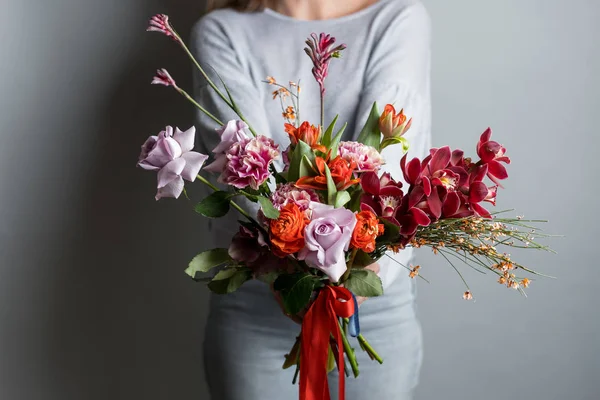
[298,202,357,283]
[137,126,208,200]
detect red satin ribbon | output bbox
[299,286,355,400]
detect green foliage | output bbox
[207,267,253,294]
[185,249,232,280]
[350,250,376,268]
[380,136,410,152]
[334,190,351,208]
[321,115,339,148]
[344,269,383,297]
[324,164,337,205]
[377,218,401,244]
[257,196,280,219]
[288,140,314,182]
[356,102,381,150]
[328,122,347,158]
[274,272,318,315]
[194,191,230,218]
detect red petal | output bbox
[380,186,403,198]
[470,164,488,183]
[427,189,442,219]
[408,186,425,209]
[360,171,381,195]
[469,181,488,203]
[411,207,431,226]
[360,202,378,215]
[471,202,491,218]
[428,146,451,173]
[442,191,461,217]
[400,154,409,182]
[422,176,432,196]
[480,127,492,143]
[487,160,508,180]
[406,158,421,184]
[451,149,464,166]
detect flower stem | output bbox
[175,31,258,137]
[338,320,360,378]
[177,87,222,126]
[357,333,383,364]
[196,174,255,222]
[320,90,325,128]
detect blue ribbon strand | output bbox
[348,292,360,337]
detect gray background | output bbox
[0,0,597,399]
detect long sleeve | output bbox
[190,14,271,248]
[352,2,433,289]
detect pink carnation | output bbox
[338,141,385,172]
[219,135,280,190]
[271,183,319,217]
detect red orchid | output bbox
[476,128,511,185]
[360,172,404,223]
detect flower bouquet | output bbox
[139,15,553,400]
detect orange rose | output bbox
[285,121,327,153]
[351,210,385,253]
[296,156,359,191]
[270,203,310,257]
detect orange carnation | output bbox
[285,121,327,153]
[351,210,385,253]
[296,156,359,191]
[269,203,310,257]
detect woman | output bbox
[191,0,432,398]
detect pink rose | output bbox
[298,202,357,283]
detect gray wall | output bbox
[0,1,597,399]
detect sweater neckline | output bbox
[262,0,391,23]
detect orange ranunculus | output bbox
[351,210,385,253]
[284,121,327,152]
[296,156,360,191]
[269,203,310,257]
[379,104,412,139]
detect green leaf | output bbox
[324,163,337,205]
[321,115,339,148]
[347,187,363,212]
[274,272,317,315]
[257,196,280,219]
[288,140,314,182]
[194,191,230,218]
[381,136,410,152]
[377,218,401,244]
[356,102,382,150]
[207,267,253,294]
[185,248,232,279]
[334,190,351,208]
[299,154,315,179]
[328,122,348,158]
[350,250,376,268]
[344,269,384,297]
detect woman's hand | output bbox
[272,263,380,324]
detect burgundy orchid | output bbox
[360,172,404,223]
[476,128,511,185]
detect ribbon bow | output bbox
[299,286,355,400]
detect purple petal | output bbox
[173,126,196,153]
[204,155,228,173]
[180,151,208,182]
[155,176,184,200]
[157,158,186,188]
[145,139,175,168]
